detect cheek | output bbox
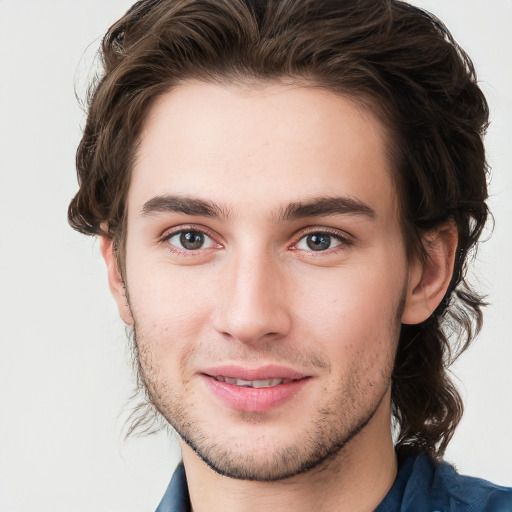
[297,269,400,323]
[126,261,216,356]
[292,256,406,354]
[296,275,401,397]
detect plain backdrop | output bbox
[0,1,511,510]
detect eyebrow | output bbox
[140,194,376,222]
[276,196,376,222]
[141,195,231,219]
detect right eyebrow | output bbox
[140,195,231,219]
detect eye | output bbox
[167,229,215,251]
[296,232,346,252]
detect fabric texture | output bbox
[155,463,190,512]
[375,455,512,511]
[155,455,512,512]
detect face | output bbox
[116,82,416,480]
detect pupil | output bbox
[307,233,331,251]
[180,231,204,250]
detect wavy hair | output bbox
[68,0,489,458]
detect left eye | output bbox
[167,230,215,251]
[296,232,343,252]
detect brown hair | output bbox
[68,0,489,458]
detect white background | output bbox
[0,1,510,510]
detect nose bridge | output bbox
[214,243,290,343]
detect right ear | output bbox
[99,236,134,326]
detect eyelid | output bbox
[291,226,354,251]
[159,224,223,252]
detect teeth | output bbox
[215,376,291,388]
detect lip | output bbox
[202,364,307,381]
[200,365,310,413]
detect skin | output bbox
[102,81,457,512]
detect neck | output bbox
[181,398,397,512]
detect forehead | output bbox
[129,81,397,221]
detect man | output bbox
[68,0,512,510]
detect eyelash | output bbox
[160,225,221,256]
[159,225,353,256]
[291,227,353,254]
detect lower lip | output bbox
[201,375,309,413]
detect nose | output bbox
[213,249,292,345]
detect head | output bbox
[69,0,489,472]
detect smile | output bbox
[211,376,294,388]
[200,365,310,412]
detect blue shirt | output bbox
[156,455,512,511]
[375,456,512,511]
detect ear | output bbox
[401,222,458,325]
[99,235,134,326]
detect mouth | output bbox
[200,365,310,412]
[210,376,295,388]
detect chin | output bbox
[173,404,377,482]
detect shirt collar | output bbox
[155,462,191,512]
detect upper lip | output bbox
[201,364,308,381]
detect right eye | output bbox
[166,229,216,251]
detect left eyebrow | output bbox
[275,196,377,222]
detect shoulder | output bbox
[377,455,512,512]
[429,457,512,512]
